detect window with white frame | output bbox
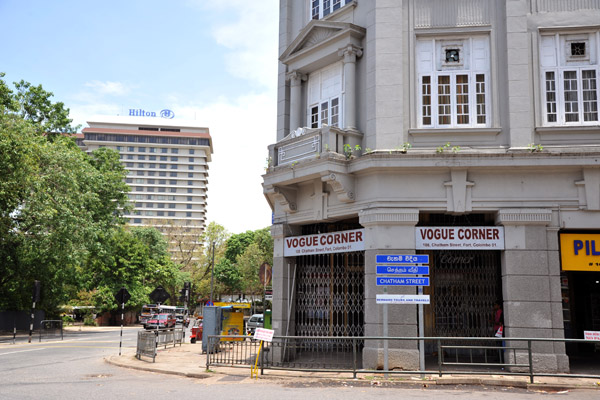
[307,62,342,128]
[310,0,353,20]
[540,32,599,125]
[416,36,491,128]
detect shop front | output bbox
[559,232,600,358]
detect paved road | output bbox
[0,327,597,400]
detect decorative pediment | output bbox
[280,20,365,73]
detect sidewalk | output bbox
[105,343,600,392]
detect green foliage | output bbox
[214,258,243,293]
[0,73,79,138]
[0,76,130,314]
[436,142,451,153]
[527,143,544,152]
[224,231,256,264]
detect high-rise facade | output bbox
[78,116,212,236]
[263,0,600,372]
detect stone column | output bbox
[287,71,306,133]
[359,207,420,370]
[497,209,569,373]
[339,44,362,131]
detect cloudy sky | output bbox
[0,0,278,234]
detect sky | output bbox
[0,0,278,234]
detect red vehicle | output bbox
[189,319,203,343]
[144,313,176,330]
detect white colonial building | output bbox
[263,0,600,372]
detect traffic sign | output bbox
[149,286,170,304]
[376,254,429,264]
[115,287,131,304]
[376,265,429,275]
[376,277,429,286]
[376,294,430,304]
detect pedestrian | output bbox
[493,300,505,364]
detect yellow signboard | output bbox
[213,302,251,309]
[560,233,600,272]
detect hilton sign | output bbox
[129,108,175,119]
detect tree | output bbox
[0,76,129,313]
[224,230,256,263]
[80,226,182,312]
[0,73,79,137]
[214,258,243,295]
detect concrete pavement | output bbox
[104,340,600,392]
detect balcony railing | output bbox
[268,126,363,167]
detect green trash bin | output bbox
[264,309,271,329]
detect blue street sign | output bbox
[376,254,429,264]
[376,265,429,275]
[376,277,429,286]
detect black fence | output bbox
[205,335,600,383]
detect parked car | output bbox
[189,319,203,343]
[175,314,190,327]
[144,313,176,330]
[246,313,264,334]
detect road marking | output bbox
[0,348,46,356]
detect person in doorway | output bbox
[493,300,505,364]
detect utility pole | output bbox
[210,241,215,304]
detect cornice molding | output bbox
[359,208,420,227]
[496,209,553,226]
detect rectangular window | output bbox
[311,0,352,20]
[149,147,156,153]
[456,74,469,125]
[189,149,195,155]
[171,148,178,154]
[311,106,319,128]
[437,75,451,125]
[541,33,599,125]
[422,76,432,125]
[417,37,490,128]
[189,157,194,162]
[138,147,146,152]
[170,180,177,185]
[330,98,339,127]
[159,171,166,177]
[564,70,579,122]
[582,70,598,122]
[168,211,176,217]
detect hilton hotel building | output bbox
[77,116,212,236]
[263,0,600,373]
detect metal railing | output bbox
[136,327,185,362]
[39,320,63,342]
[205,335,600,383]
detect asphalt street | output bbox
[0,327,598,400]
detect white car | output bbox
[246,314,263,334]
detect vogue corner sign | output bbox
[284,229,365,257]
[416,226,505,250]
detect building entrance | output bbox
[423,249,502,339]
[562,271,600,358]
[295,251,365,342]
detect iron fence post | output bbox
[352,338,357,379]
[528,340,534,384]
[438,339,442,377]
[260,340,264,376]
